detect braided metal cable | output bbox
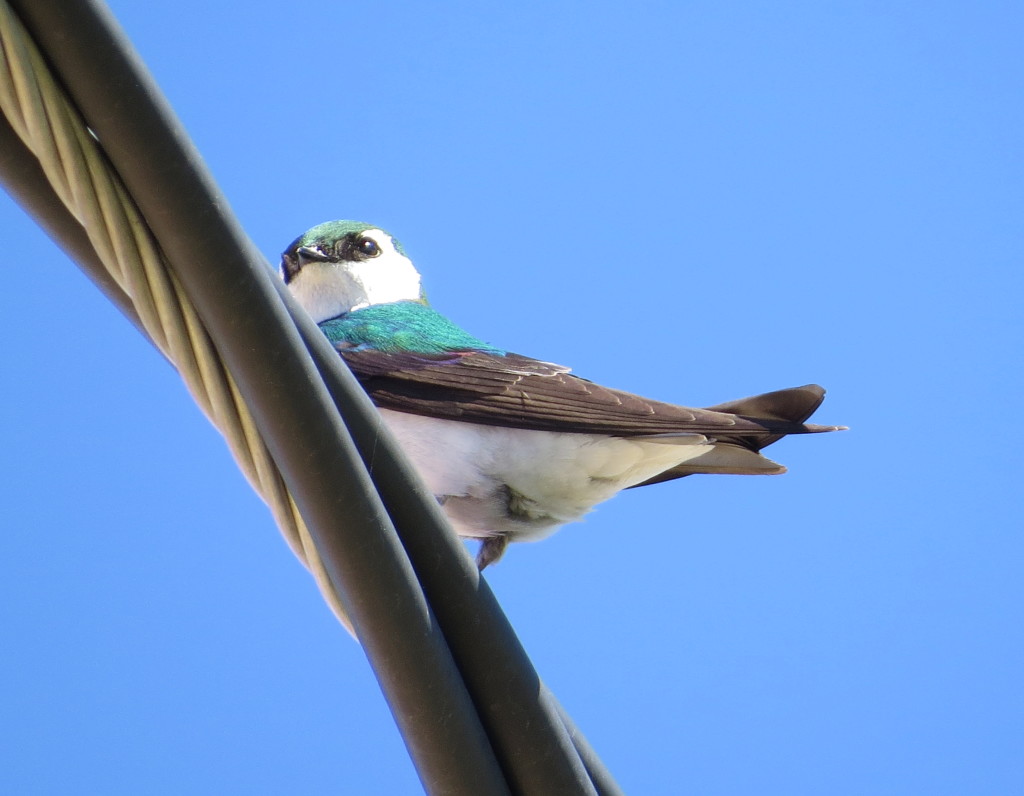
[0,1,352,631]
[1,3,630,791]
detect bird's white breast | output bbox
[378,409,713,543]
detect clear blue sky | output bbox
[1,1,1021,793]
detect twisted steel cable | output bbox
[0,1,353,631]
[0,2,626,791]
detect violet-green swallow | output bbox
[281,220,844,569]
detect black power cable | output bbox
[3,1,625,793]
[3,1,507,792]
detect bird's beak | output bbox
[297,245,332,265]
[281,245,333,284]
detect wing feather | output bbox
[338,347,833,439]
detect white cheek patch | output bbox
[354,230,422,306]
[285,228,423,322]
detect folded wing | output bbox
[338,346,843,444]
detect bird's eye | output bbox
[357,236,381,258]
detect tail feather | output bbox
[704,383,845,452]
[631,384,844,488]
[704,383,825,425]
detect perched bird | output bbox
[281,220,844,568]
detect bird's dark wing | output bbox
[337,345,840,440]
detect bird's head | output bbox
[280,220,423,323]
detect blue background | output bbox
[1,1,1021,793]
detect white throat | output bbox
[288,229,422,323]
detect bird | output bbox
[280,220,844,569]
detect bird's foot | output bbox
[475,536,509,571]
